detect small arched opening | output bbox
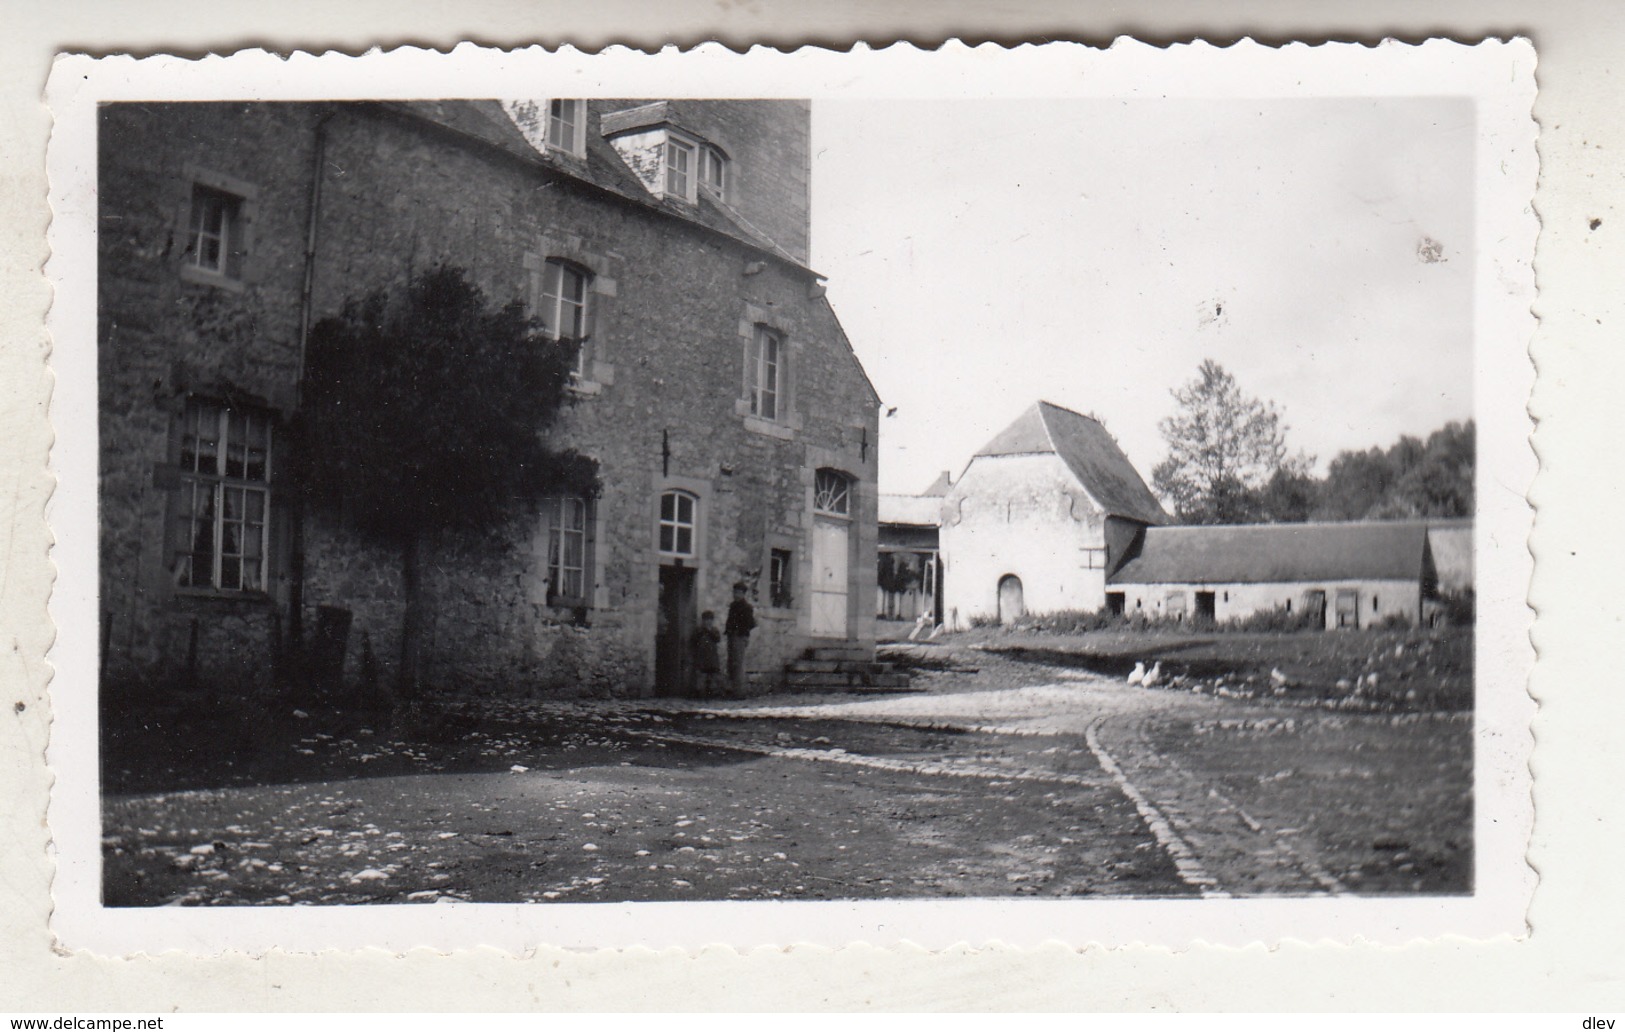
[997,574,1025,626]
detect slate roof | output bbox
[389,100,808,271]
[972,401,1168,525]
[879,494,944,527]
[1109,520,1432,586]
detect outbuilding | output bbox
[1107,520,1444,629]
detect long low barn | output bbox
[1107,520,1468,629]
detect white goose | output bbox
[1141,661,1164,688]
[1127,661,1147,686]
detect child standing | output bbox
[724,581,756,697]
[691,610,723,698]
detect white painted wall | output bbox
[939,453,1109,629]
[1111,578,1424,629]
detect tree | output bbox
[1315,421,1474,520]
[1371,421,1475,519]
[1151,360,1307,524]
[296,266,598,695]
[1253,466,1320,523]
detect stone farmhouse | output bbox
[99,99,881,698]
[938,402,1169,629]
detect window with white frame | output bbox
[170,399,272,593]
[546,99,587,156]
[658,490,698,557]
[539,258,592,376]
[664,135,695,201]
[746,325,782,421]
[544,495,592,604]
[813,469,851,518]
[698,144,727,200]
[187,184,244,279]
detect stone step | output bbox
[865,673,912,688]
[785,660,896,675]
[784,671,863,688]
[806,646,873,663]
[783,670,913,690]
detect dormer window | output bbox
[698,144,727,200]
[604,111,730,206]
[664,136,694,200]
[654,132,727,204]
[546,99,586,156]
[501,99,586,159]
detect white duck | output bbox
[1141,661,1164,688]
[1127,661,1146,686]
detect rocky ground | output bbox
[101,627,1473,906]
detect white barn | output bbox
[939,401,1168,629]
[1107,520,1447,629]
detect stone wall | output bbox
[98,102,316,692]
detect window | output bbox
[769,548,793,608]
[546,99,586,155]
[170,399,272,593]
[539,259,591,376]
[746,325,781,420]
[814,469,851,518]
[544,495,591,604]
[664,136,694,200]
[698,145,727,200]
[658,490,697,557]
[187,184,243,278]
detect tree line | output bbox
[1151,360,1474,526]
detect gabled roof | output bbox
[1109,520,1432,586]
[971,401,1168,525]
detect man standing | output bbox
[725,581,756,697]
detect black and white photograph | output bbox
[44,41,1536,953]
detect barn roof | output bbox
[879,493,944,527]
[973,401,1168,525]
[1109,520,1432,586]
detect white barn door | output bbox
[811,519,849,637]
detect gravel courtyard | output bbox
[101,633,1473,906]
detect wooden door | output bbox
[655,565,696,695]
[811,518,849,638]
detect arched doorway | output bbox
[997,574,1024,625]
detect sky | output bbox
[808,97,1476,496]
